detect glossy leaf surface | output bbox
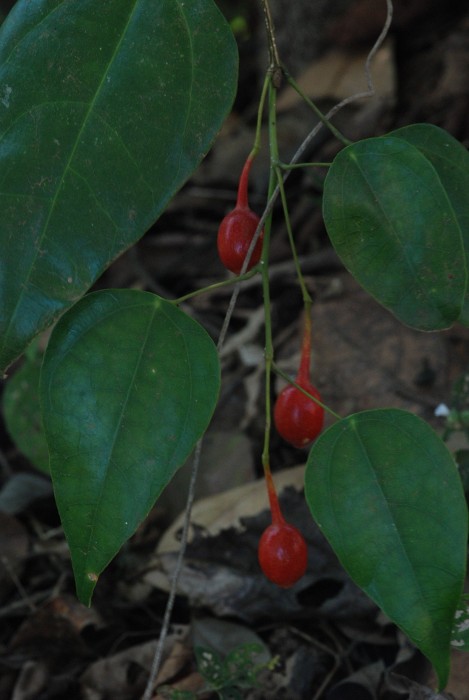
[0,0,238,372]
[305,409,468,688]
[40,290,220,604]
[323,126,467,330]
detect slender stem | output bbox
[260,83,277,478]
[274,161,314,388]
[237,75,269,209]
[273,362,342,421]
[275,168,312,308]
[264,468,285,526]
[232,78,270,277]
[172,268,258,305]
[297,307,312,386]
[250,72,270,160]
[276,160,332,170]
[236,156,253,209]
[141,440,203,700]
[285,73,352,146]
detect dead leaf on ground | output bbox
[81,626,190,700]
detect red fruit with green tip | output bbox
[217,155,263,274]
[258,470,308,588]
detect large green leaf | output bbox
[305,409,468,688]
[0,0,238,372]
[390,124,469,325]
[39,289,220,604]
[323,127,467,330]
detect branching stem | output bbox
[172,269,258,305]
[141,2,393,696]
[273,362,342,421]
[285,73,352,146]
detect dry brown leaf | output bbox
[157,465,305,555]
[81,626,190,700]
[277,41,395,112]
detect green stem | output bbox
[171,268,258,305]
[250,72,270,161]
[285,73,352,147]
[273,362,342,421]
[275,167,311,308]
[276,160,332,170]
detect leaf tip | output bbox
[77,571,99,607]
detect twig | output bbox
[141,440,203,700]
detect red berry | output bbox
[217,207,263,274]
[217,154,263,274]
[274,381,324,448]
[258,521,308,587]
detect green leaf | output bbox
[304,409,468,688]
[390,124,469,325]
[0,0,238,372]
[323,128,467,330]
[195,647,228,688]
[2,349,50,474]
[39,289,220,605]
[159,690,196,700]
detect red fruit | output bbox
[274,381,324,448]
[258,469,308,587]
[217,207,263,274]
[217,154,263,274]
[258,521,308,587]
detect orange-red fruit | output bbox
[274,381,324,448]
[258,522,308,587]
[217,207,263,274]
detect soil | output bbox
[1,2,469,699]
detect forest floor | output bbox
[1,1,469,699]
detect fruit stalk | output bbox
[297,305,312,386]
[264,467,285,526]
[236,155,253,210]
[216,154,264,274]
[273,304,324,449]
[258,463,308,588]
